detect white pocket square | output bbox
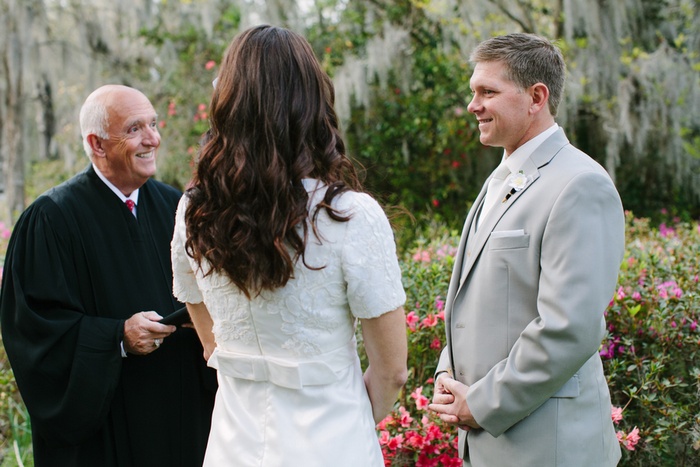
[490,229,525,238]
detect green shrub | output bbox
[603,212,700,466]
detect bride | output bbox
[170,24,408,467]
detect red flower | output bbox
[387,434,404,450]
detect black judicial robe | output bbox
[0,166,216,466]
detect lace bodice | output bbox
[171,179,405,360]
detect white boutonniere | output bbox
[502,170,530,203]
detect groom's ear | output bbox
[528,83,550,115]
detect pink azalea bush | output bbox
[602,212,700,465]
[369,229,461,465]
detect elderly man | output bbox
[1,85,216,466]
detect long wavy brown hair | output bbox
[185,25,362,298]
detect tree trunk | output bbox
[1,0,30,222]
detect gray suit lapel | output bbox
[457,129,570,289]
[444,182,488,354]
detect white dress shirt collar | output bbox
[502,123,560,174]
[92,164,139,208]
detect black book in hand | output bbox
[158,306,191,326]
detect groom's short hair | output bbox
[470,33,566,117]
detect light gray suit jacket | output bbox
[437,129,624,466]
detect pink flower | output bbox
[611,406,623,424]
[413,249,431,262]
[435,298,445,312]
[410,387,430,410]
[616,286,626,300]
[690,321,697,332]
[659,223,675,237]
[406,311,419,331]
[377,414,393,430]
[378,430,391,445]
[631,291,642,301]
[167,101,177,116]
[436,244,457,259]
[617,427,641,451]
[198,103,207,112]
[421,314,438,328]
[657,281,682,299]
[405,430,427,450]
[430,337,442,350]
[205,60,216,70]
[398,406,413,427]
[426,421,445,442]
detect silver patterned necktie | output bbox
[477,163,510,228]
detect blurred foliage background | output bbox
[1,0,699,465]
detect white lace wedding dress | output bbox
[171,179,406,467]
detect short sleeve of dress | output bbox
[340,193,406,319]
[170,196,204,304]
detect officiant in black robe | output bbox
[0,85,216,466]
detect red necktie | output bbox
[125,199,135,213]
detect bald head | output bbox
[79,85,152,158]
[79,84,161,195]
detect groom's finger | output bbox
[441,374,469,395]
[431,393,455,405]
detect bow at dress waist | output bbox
[207,341,358,390]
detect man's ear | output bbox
[529,83,550,114]
[87,134,105,157]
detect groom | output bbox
[429,33,624,466]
